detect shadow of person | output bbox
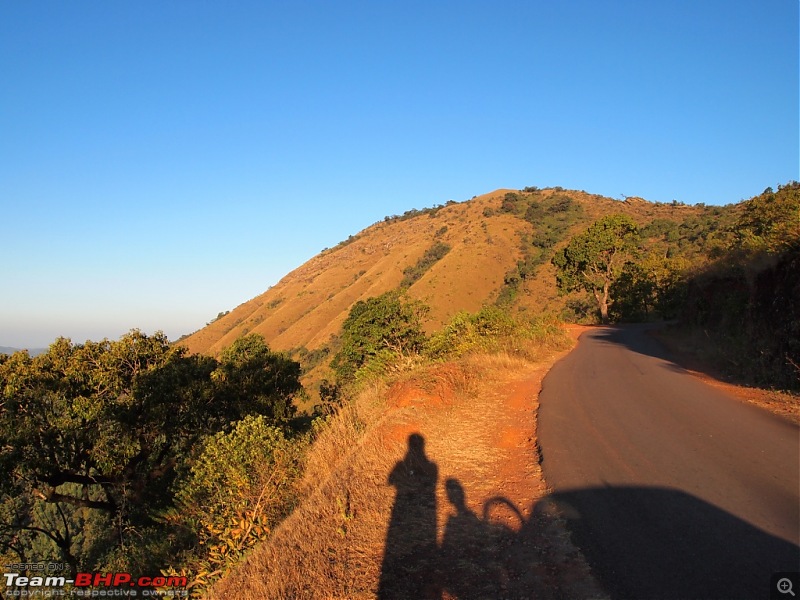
[377,433,440,600]
[440,479,513,600]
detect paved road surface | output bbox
[538,325,800,599]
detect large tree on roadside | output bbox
[552,214,639,322]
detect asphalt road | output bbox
[538,325,800,600]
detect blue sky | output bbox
[1,1,797,348]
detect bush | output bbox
[330,292,428,382]
[425,307,513,358]
[400,242,451,288]
[168,415,306,591]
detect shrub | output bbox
[425,307,542,359]
[400,242,451,288]
[330,292,429,382]
[167,415,306,592]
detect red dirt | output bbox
[375,351,608,599]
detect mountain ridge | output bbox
[0,346,46,357]
[179,187,712,357]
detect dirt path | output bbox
[211,340,608,599]
[376,348,607,600]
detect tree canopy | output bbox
[552,214,639,322]
[0,330,301,574]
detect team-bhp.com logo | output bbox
[3,570,188,597]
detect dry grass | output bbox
[208,336,606,600]
[207,379,415,599]
[180,187,712,357]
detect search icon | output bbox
[778,578,796,596]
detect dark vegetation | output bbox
[207,310,230,325]
[550,182,799,389]
[400,242,451,288]
[495,191,585,306]
[382,202,452,223]
[675,183,800,389]
[0,332,306,595]
[330,291,429,383]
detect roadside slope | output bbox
[210,345,607,599]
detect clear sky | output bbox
[1,1,797,349]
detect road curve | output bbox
[538,324,800,600]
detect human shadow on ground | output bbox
[377,433,440,599]
[378,437,800,600]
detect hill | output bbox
[180,187,722,360]
[0,346,46,357]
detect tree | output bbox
[552,215,639,322]
[0,330,302,573]
[331,292,428,382]
[213,334,301,424]
[165,414,305,591]
[733,182,800,252]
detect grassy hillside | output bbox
[178,185,747,407]
[180,187,723,359]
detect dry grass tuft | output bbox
[209,378,402,599]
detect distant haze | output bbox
[1,1,796,350]
[0,346,46,357]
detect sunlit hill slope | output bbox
[180,187,712,359]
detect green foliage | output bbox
[425,306,566,360]
[315,379,343,416]
[527,195,584,248]
[674,183,800,389]
[207,310,230,325]
[500,192,524,213]
[267,297,285,309]
[609,255,689,321]
[330,292,428,382]
[167,415,305,591]
[552,214,639,321]
[678,246,800,389]
[293,345,330,372]
[641,218,680,242]
[400,242,451,288]
[214,334,301,424]
[496,252,544,307]
[733,181,800,252]
[495,192,586,308]
[383,204,445,223]
[425,307,516,358]
[559,297,597,323]
[332,233,361,250]
[0,330,303,576]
